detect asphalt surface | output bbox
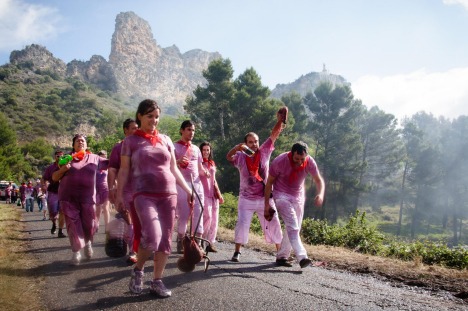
[18,207,466,311]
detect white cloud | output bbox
[442,0,468,10]
[0,0,63,52]
[352,68,468,121]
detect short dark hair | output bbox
[244,132,258,143]
[123,118,136,130]
[135,99,160,127]
[180,120,195,132]
[291,141,308,155]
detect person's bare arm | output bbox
[107,167,118,204]
[52,164,70,182]
[312,171,325,207]
[226,143,243,162]
[115,156,130,213]
[269,111,284,143]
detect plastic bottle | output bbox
[105,213,128,257]
[241,145,255,157]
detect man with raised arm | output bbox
[226,110,284,262]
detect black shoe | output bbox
[51,223,57,235]
[299,258,312,268]
[176,239,184,254]
[231,251,241,262]
[276,258,293,267]
[205,244,218,253]
[58,231,66,238]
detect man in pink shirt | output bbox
[174,120,208,253]
[226,111,284,262]
[264,141,325,268]
[108,118,138,264]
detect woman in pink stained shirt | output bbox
[115,99,192,298]
[52,134,109,266]
[199,141,224,253]
[264,141,325,268]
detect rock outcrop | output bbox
[108,11,221,114]
[9,44,67,76]
[271,65,350,99]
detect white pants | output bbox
[202,196,219,244]
[234,196,283,245]
[275,192,308,262]
[176,182,204,236]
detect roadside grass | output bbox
[0,203,45,311]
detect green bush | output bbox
[302,210,384,254]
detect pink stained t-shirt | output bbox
[200,161,217,198]
[58,153,109,203]
[232,137,274,199]
[269,152,319,199]
[108,141,122,170]
[121,133,177,196]
[108,140,132,199]
[174,142,203,183]
[43,162,61,193]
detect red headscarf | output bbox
[288,151,309,183]
[246,151,262,182]
[134,129,162,147]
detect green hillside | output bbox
[0,63,133,144]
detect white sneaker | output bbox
[150,279,172,297]
[129,268,144,294]
[71,251,81,266]
[84,242,93,260]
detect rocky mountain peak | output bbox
[9,44,66,76]
[107,11,221,114]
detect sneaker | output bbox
[205,244,218,253]
[150,279,172,298]
[299,258,312,268]
[129,268,144,294]
[176,239,183,254]
[51,223,57,235]
[276,258,293,267]
[84,242,93,260]
[42,217,46,221]
[231,251,241,262]
[71,251,81,266]
[58,230,66,238]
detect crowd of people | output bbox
[3,99,325,299]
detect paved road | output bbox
[19,208,466,311]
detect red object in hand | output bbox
[278,106,288,124]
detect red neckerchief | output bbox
[288,151,309,183]
[176,140,192,159]
[203,158,215,169]
[72,149,91,162]
[246,151,262,182]
[134,129,162,147]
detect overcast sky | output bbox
[1,0,468,121]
